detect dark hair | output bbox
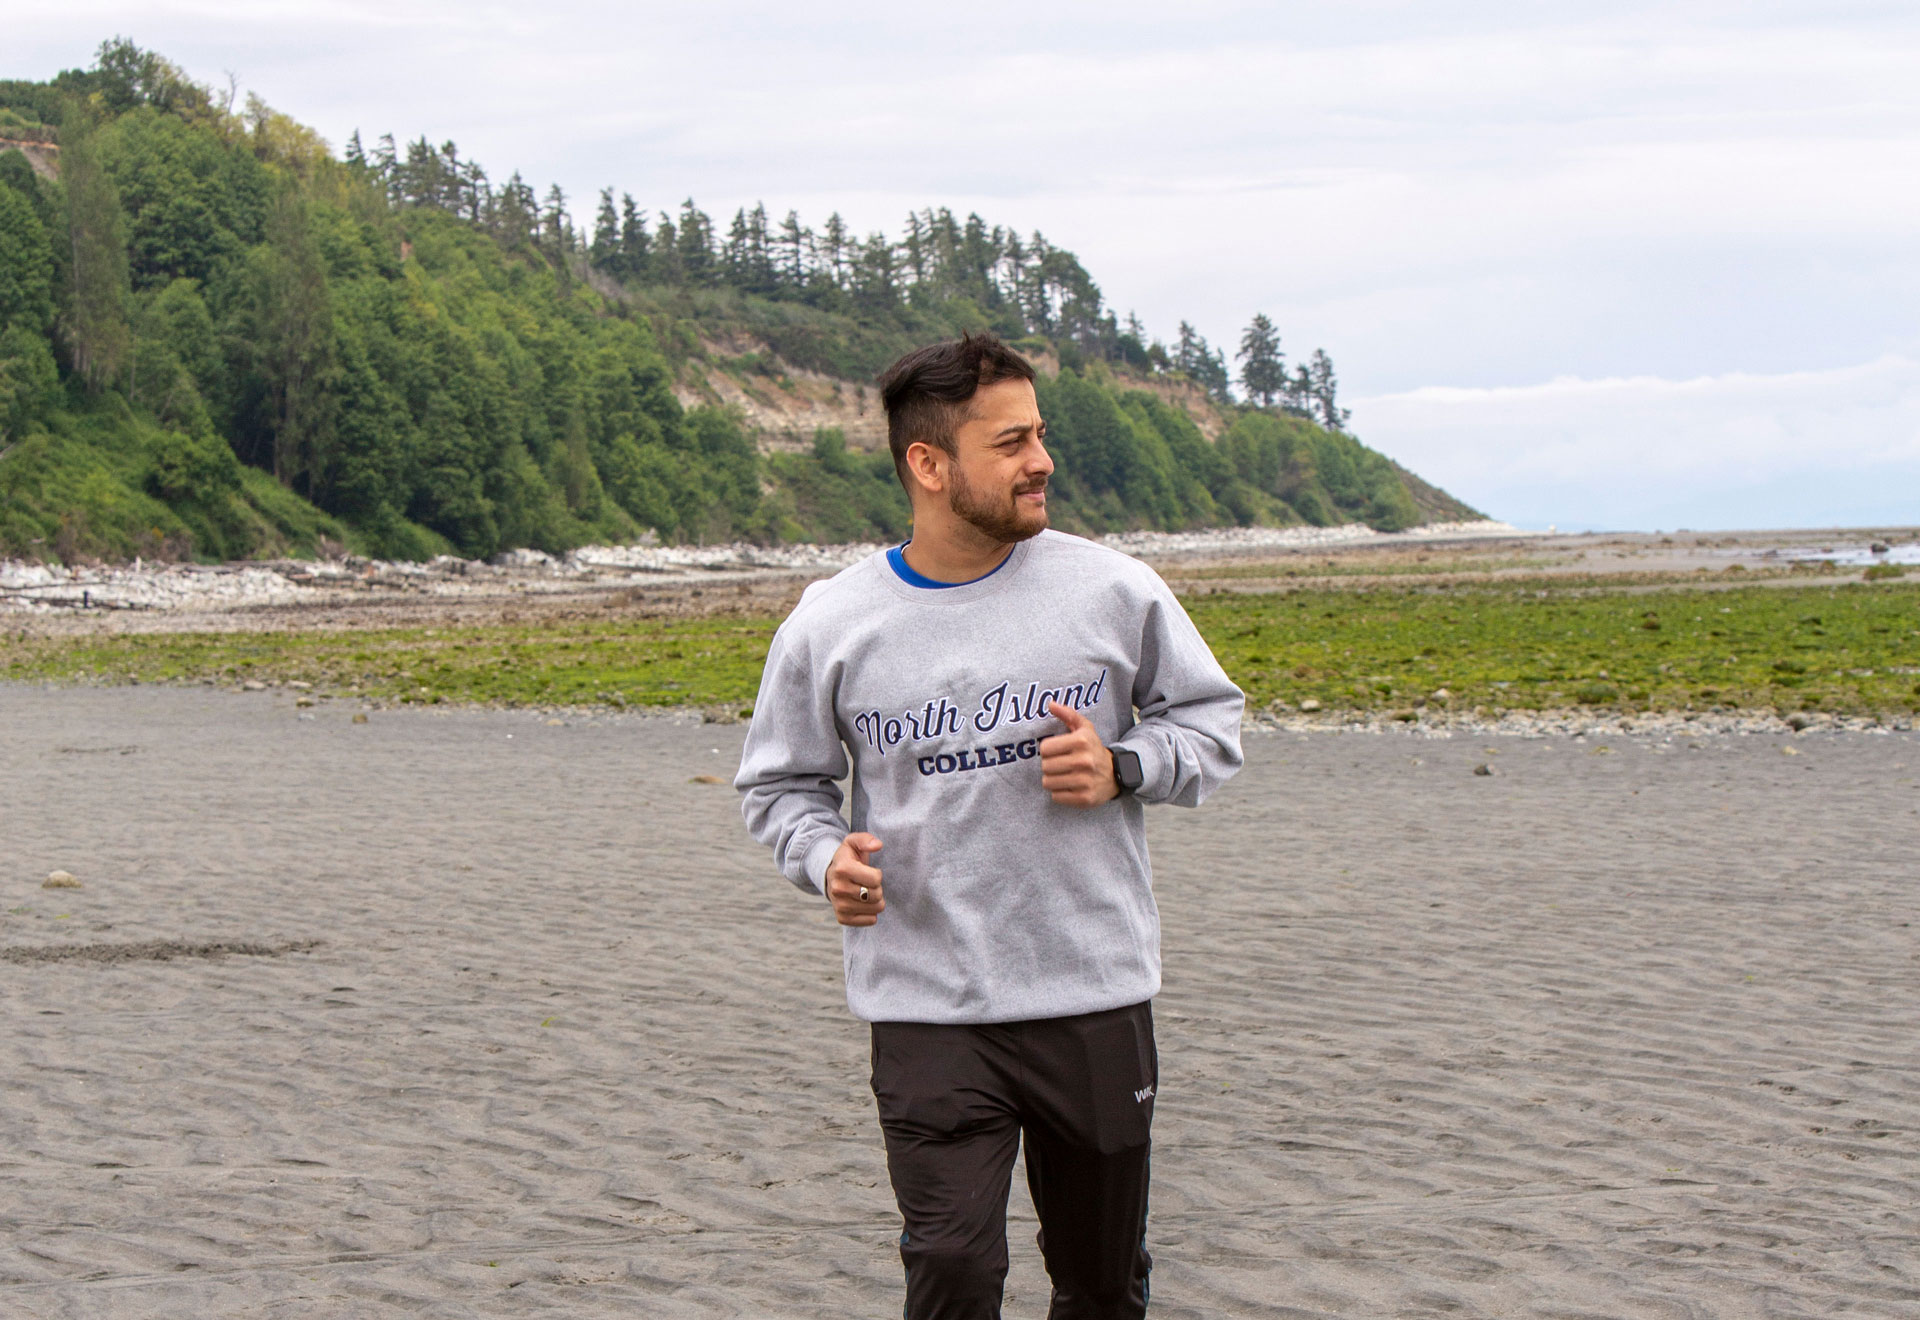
[877,333,1037,490]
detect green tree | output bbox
[619,193,650,281]
[1237,312,1284,408]
[0,179,54,332]
[0,323,59,442]
[1306,348,1350,431]
[676,199,714,285]
[58,103,133,392]
[590,187,621,275]
[255,189,335,491]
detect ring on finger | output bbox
[858,886,870,903]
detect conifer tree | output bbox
[820,213,850,289]
[654,212,682,284]
[676,199,714,286]
[1307,348,1351,430]
[1237,312,1284,408]
[590,188,621,276]
[619,194,650,282]
[777,209,810,291]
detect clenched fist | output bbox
[1038,701,1120,808]
[825,832,885,926]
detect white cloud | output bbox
[11,2,1920,528]
[1353,355,1920,529]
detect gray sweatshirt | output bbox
[735,529,1244,1024]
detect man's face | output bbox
[945,378,1053,544]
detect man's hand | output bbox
[825,833,885,926]
[1039,702,1120,808]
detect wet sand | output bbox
[2,684,1916,1317]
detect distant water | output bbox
[1758,540,1920,567]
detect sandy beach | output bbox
[3,683,1917,1317]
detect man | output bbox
[736,334,1243,1319]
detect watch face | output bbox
[1114,747,1144,790]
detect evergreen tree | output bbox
[676,199,714,285]
[590,187,621,275]
[1237,312,1284,408]
[0,180,54,333]
[1306,348,1350,431]
[618,193,650,281]
[777,209,810,292]
[653,211,682,284]
[819,212,850,289]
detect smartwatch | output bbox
[1110,745,1145,795]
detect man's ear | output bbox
[904,440,947,496]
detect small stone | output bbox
[1431,688,1451,702]
[287,680,312,690]
[295,697,314,708]
[43,871,82,889]
[689,774,725,785]
[1298,698,1322,713]
[545,718,565,726]
[1781,745,1800,756]
[1786,713,1810,731]
[242,680,266,692]
[1473,763,1494,776]
[352,713,369,724]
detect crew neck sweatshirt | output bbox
[736,529,1244,1024]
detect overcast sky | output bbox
[13,2,1920,530]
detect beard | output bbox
[949,464,1048,544]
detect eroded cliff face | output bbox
[673,334,1230,453]
[673,339,890,454]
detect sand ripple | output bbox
[1,686,1914,1316]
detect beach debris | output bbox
[690,774,726,784]
[545,718,565,726]
[1591,745,1615,755]
[1781,745,1800,756]
[43,870,81,889]
[1,938,319,965]
[352,713,368,724]
[1473,763,1494,776]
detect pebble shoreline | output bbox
[0,521,1524,614]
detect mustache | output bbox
[1013,478,1048,495]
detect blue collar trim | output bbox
[886,542,1012,589]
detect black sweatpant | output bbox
[869,1000,1157,1320]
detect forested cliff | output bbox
[0,41,1480,564]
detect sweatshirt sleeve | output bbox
[1111,576,1245,807]
[735,614,849,895]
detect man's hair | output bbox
[878,333,1037,490]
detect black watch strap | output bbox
[1111,745,1145,794]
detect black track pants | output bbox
[870,1000,1157,1320]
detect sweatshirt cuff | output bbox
[801,835,843,896]
[1117,733,1171,802]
